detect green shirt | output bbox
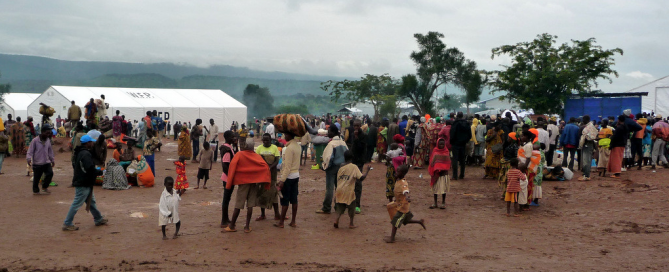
[255,144,280,157]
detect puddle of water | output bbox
[130,212,148,218]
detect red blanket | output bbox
[226,150,271,189]
[428,138,451,187]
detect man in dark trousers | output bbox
[62,135,108,231]
[450,112,472,180]
[349,120,367,214]
[364,119,377,163]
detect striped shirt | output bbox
[506,169,525,193]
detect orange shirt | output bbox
[113,149,122,162]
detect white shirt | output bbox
[319,122,326,130]
[538,128,550,152]
[209,124,219,142]
[547,124,560,145]
[158,188,181,226]
[266,123,275,139]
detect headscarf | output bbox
[393,134,405,144]
[508,132,517,141]
[428,138,451,187]
[420,117,426,123]
[471,118,479,144]
[529,128,539,143]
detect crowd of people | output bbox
[2,100,665,242]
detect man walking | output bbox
[67,101,82,130]
[27,125,55,195]
[546,119,560,166]
[62,135,108,231]
[449,112,472,180]
[560,117,580,171]
[316,126,348,214]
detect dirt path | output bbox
[1,136,668,271]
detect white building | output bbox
[628,75,669,116]
[0,93,40,121]
[476,96,521,112]
[28,86,247,127]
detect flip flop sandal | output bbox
[222,227,237,232]
[439,205,446,210]
[244,228,252,233]
[273,223,284,228]
[429,205,437,209]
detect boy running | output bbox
[385,164,426,243]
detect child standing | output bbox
[174,156,188,195]
[385,164,426,243]
[195,142,214,189]
[428,138,451,209]
[334,150,371,229]
[504,158,524,217]
[159,177,182,240]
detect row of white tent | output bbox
[0,86,247,128]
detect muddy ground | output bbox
[1,135,668,271]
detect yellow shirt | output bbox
[335,163,363,205]
[387,179,410,214]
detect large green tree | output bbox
[242,84,275,120]
[437,94,463,113]
[457,60,487,114]
[397,31,467,116]
[489,33,623,114]
[321,74,398,120]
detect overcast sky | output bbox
[0,0,667,92]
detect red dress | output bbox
[174,161,189,189]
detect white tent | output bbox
[0,93,40,122]
[27,86,247,127]
[630,75,669,116]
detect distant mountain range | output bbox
[0,53,345,100]
[0,53,495,110]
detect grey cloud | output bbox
[0,0,667,93]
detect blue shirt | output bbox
[335,122,341,131]
[559,123,579,147]
[151,116,163,131]
[398,120,408,136]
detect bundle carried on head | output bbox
[273,114,307,137]
[39,104,55,117]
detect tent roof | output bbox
[1,93,40,111]
[48,86,245,109]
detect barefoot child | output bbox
[173,156,188,195]
[334,150,371,229]
[428,138,451,209]
[159,177,182,239]
[504,158,524,217]
[385,164,426,243]
[195,142,214,189]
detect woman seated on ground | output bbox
[129,155,155,187]
[102,158,131,190]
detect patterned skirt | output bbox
[385,165,396,198]
[175,174,189,189]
